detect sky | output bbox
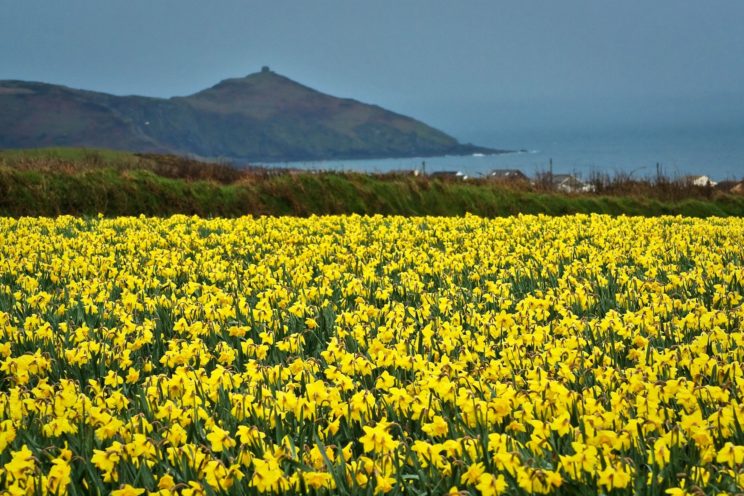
[2,0,744,143]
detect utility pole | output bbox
[422,160,426,176]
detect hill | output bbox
[0,68,500,162]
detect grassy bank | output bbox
[1,148,743,217]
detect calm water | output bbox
[261,124,744,181]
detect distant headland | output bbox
[0,68,504,163]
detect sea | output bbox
[259,124,744,181]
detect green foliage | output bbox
[1,148,743,218]
[0,168,743,218]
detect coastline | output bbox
[0,148,742,218]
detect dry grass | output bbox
[0,148,742,217]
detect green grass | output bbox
[1,148,743,218]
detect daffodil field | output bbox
[1,214,744,495]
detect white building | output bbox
[551,174,595,193]
[683,175,718,187]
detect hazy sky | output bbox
[2,0,743,141]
